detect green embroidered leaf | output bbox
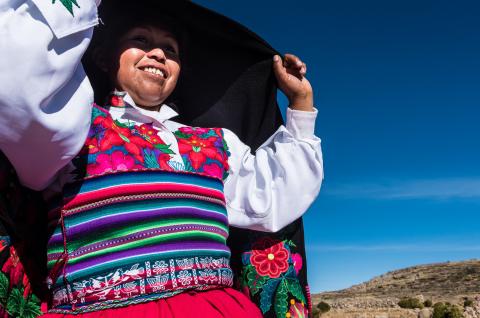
[274,281,289,318]
[246,271,268,296]
[52,0,80,17]
[154,144,175,154]
[27,294,40,305]
[6,287,24,317]
[222,139,230,156]
[173,131,192,139]
[0,271,9,306]
[286,279,306,304]
[119,134,130,143]
[21,297,42,318]
[241,265,254,287]
[143,150,159,168]
[222,170,229,181]
[114,120,129,128]
[192,146,201,152]
[260,278,280,314]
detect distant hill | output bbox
[312,259,480,314]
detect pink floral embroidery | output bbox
[202,163,223,179]
[87,151,142,175]
[292,253,303,275]
[178,127,210,135]
[80,106,229,178]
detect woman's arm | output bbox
[0,0,99,190]
[223,107,323,232]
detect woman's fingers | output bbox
[282,54,307,79]
[273,54,308,83]
[284,54,304,69]
[273,55,289,82]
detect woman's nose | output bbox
[146,48,167,63]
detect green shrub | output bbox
[464,299,473,307]
[433,302,464,318]
[398,297,424,309]
[445,305,464,318]
[317,301,331,314]
[424,299,433,307]
[311,307,321,318]
[433,303,447,318]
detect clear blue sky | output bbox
[195,0,480,293]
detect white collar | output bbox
[107,92,179,126]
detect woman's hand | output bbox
[273,54,314,112]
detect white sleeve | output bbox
[0,0,99,190]
[224,107,324,232]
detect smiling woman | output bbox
[90,14,183,110]
[0,1,323,317]
[106,25,181,110]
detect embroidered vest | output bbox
[46,105,232,313]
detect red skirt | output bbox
[40,288,262,318]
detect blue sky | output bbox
[195,0,480,292]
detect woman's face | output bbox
[108,25,181,109]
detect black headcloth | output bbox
[84,0,284,150]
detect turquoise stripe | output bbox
[65,171,223,196]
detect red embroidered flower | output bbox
[250,238,289,278]
[94,116,152,163]
[1,246,31,297]
[136,124,165,145]
[158,153,173,171]
[287,300,308,318]
[85,136,99,154]
[178,135,218,170]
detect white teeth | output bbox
[143,67,164,77]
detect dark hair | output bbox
[83,2,186,106]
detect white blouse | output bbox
[0,0,323,233]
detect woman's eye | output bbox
[132,36,148,44]
[163,45,178,55]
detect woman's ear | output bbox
[92,47,109,73]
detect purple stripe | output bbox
[48,207,227,245]
[66,241,229,274]
[48,234,64,247]
[70,224,228,258]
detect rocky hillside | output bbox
[312,259,480,314]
